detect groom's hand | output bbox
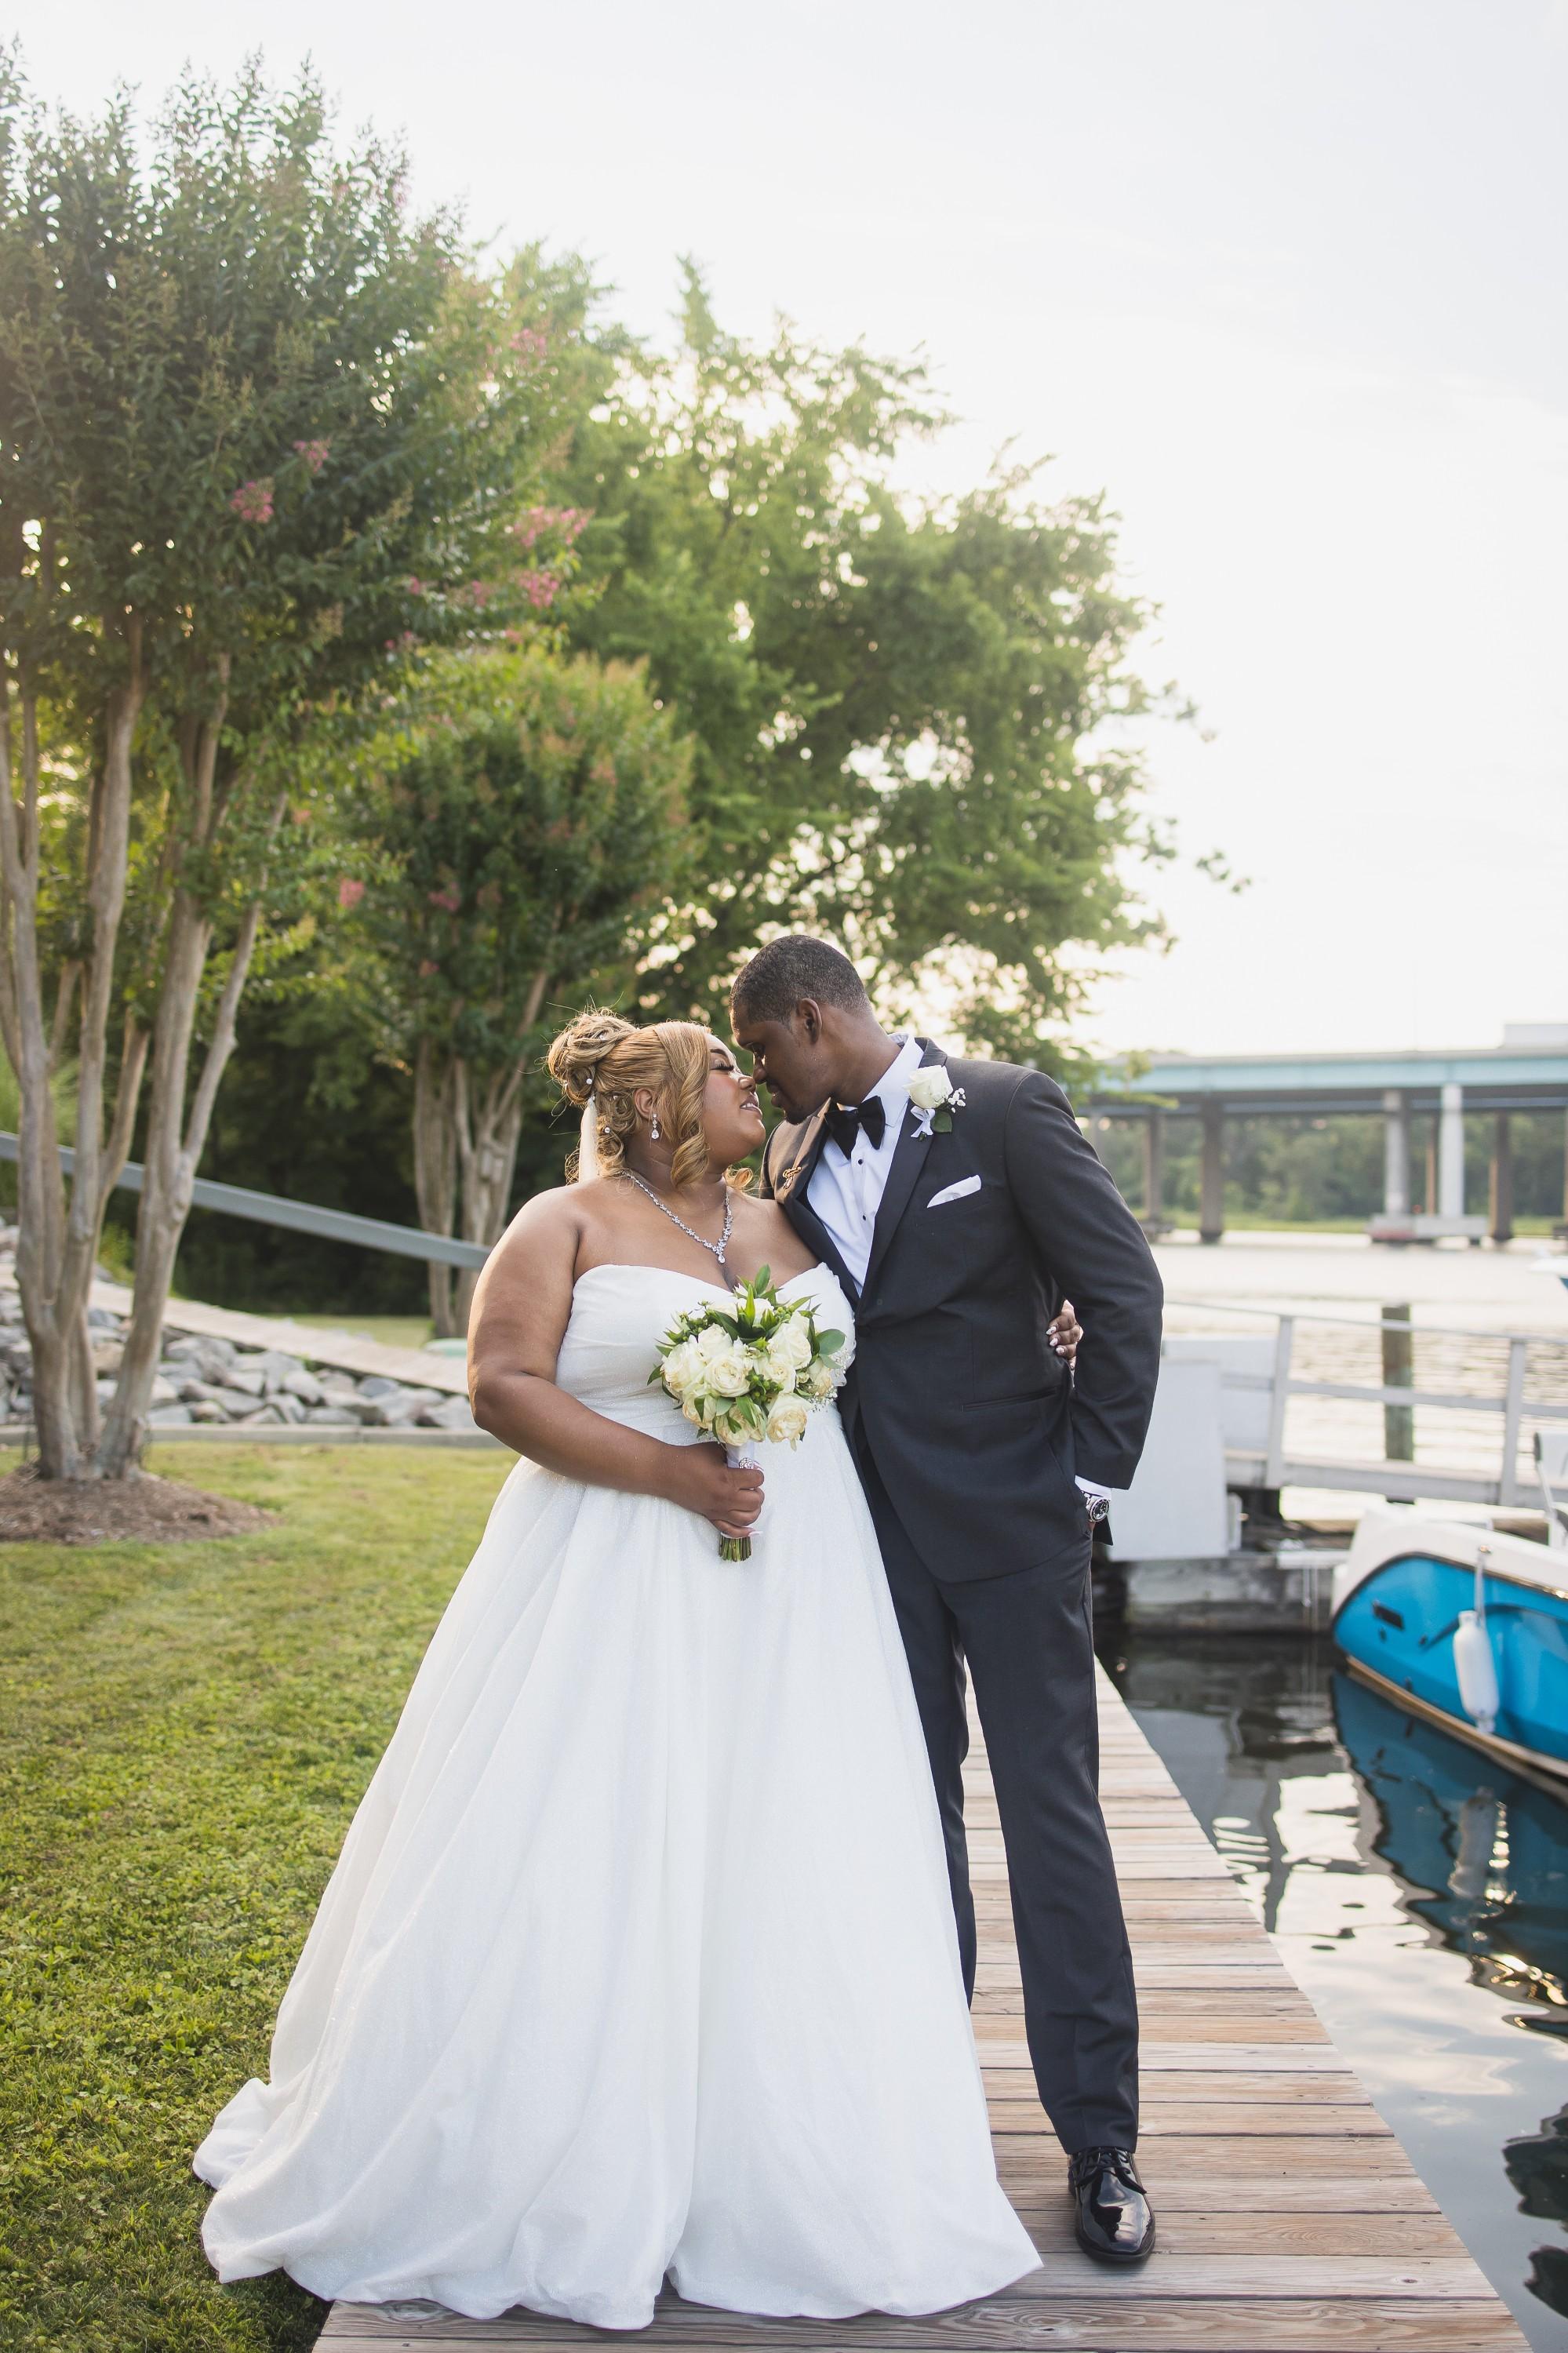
[1049,1299,1082,1369]
[668,1444,766,1542]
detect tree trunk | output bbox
[451,1057,529,1332]
[96,816,275,1476]
[0,634,144,1475]
[413,1038,460,1337]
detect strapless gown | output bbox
[193,1263,1037,2328]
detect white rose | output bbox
[662,1340,702,1395]
[682,1387,715,1427]
[766,1395,810,1447]
[798,1357,839,1401]
[695,1322,731,1363]
[767,1316,813,1369]
[763,1344,799,1390]
[907,1066,955,1112]
[705,1344,755,1398]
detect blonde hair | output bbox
[547,1010,719,1189]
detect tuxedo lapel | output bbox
[860,1040,946,1300]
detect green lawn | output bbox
[0,1443,512,2353]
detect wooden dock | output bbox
[318,1669,1527,2352]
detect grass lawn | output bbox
[0,1442,512,2353]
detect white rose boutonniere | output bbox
[906,1065,966,1137]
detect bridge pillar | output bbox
[1381,1089,1410,1217]
[1489,1114,1514,1245]
[1141,1111,1166,1228]
[1199,1101,1226,1244]
[1438,1082,1466,1220]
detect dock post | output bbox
[1198,1100,1225,1243]
[1381,1301,1413,1467]
[1438,1081,1466,1220]
[1141,1110,1165,1227]
[1381,1088,1410,1217]
[1490,1113,1514,1244]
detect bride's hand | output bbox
[665,1444,766,1541]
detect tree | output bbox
[556,266,1175,1070]
[338,646,689,1333]
[0,59,594,1476]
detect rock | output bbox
[176,1380,255,1417]
[272,1392,307,1424]
[147,1404,194,1426]
[235,1349,307,1395]
[91,1338,124,1375]
[88,1306,122,1332]
[355,1375,403,1401]
[420,1396,480,1432]
[149,1375,180,1407]
[231,1402,286,1425]
[366,1386,444,1427]
[95,1376,118,1405]
[305,1406,360,1426]
[221,1369,268,1399]
[163,1337,238,1386]
[318,1373,359,1401]
[188,1398,227,1423]
[281,1368,324,1407]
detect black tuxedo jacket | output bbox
[761,1040,1163,1582]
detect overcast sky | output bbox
[13,0,1567,1059]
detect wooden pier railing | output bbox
[319,1668,1528,2353]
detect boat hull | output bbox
[1332,1544,1568,1779]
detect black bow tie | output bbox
[824,1096,887,1157]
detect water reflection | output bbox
[1101,1631,1568,2349]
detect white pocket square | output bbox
[927,1175,981,1208]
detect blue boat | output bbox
[1332,1509,1568,1785]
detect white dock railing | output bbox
[1165,1301,1568,1510]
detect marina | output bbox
[1105,1629,1568,2351]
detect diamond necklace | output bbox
[620,1169,735,1275]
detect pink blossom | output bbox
[519,570,560,610]
[337,878,366,911]
[467,579,494,608]
[293,438,330,475]
[427,886,461,914]
[406,576,425,596]
[510,505,591,551]
[417,958,439,978]
[510,325,549,369]
[230,478,275,525]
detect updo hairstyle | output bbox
[547,1011,717,1188]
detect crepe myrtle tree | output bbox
[337,645,690,1336]
[0,56,599,1476]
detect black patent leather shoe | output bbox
[1068,2144,1155,2263]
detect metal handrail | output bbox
[0,1133,490,1271]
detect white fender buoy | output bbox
[1454,1611,1500,1734]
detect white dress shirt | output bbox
[806,1035,924,1292]
[806,1035,1108,1509]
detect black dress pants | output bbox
[853,1430,1139,2154]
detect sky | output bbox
[12,0,1567,1060]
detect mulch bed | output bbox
[0,1464,275,1545]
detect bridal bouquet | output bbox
[651,1268,850,1560]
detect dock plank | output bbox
[317,1668,1526,2351]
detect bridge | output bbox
[1086,1026,1568,1243]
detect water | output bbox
[1098,1627,1568,2351]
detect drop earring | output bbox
[650,1115,660,1141]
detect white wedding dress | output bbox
[194,1263,1038,2329]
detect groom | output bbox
[731,936,1164,2264]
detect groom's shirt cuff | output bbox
[1075,1476,1111,1503]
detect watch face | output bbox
[1086,1495,1110,1524]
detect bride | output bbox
[193,1011,1039,2329]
